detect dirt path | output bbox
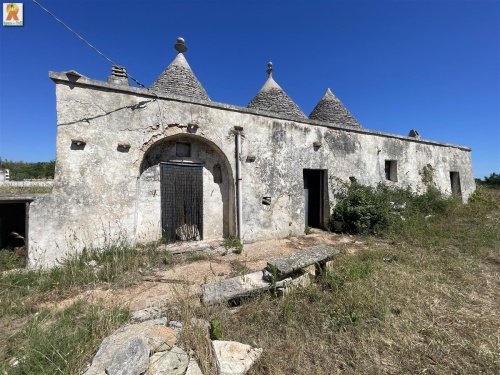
[41,231,365,312]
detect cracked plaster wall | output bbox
[27,80,475,268]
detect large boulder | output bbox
[85,319,177,375]
[84,336,149,375]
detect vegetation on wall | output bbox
[0,158,55,180]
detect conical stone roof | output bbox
[150,39,210,101]
[247,63,306,119]
[309,88,361,127]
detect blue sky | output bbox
[0,0,499,178]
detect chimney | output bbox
[107,65,129,86]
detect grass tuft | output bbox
[222,236,243,254]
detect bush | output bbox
[331,182,454,235]
[330,183,391,234]
[481,172,500,189]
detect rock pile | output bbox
[84,312,261,375]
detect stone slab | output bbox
[185,357,204,375]
[147,346,189,375]
[201,271,270,305]
[84,318,176,375]
[212,340,262,375]
[266,245,339,279]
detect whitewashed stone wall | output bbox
[26,72,475,268]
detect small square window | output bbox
[176,142,191,157]
[385,160,398,182]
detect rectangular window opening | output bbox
[385,160,398,182]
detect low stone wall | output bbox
[0,180,54,188]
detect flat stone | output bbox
[85,319,177,375]
[85,336,149,375]
[185,357,204,375]
[114,319,176,352]
[266,245,339,279]
[201,271,270,305]
[212,340,262,375]
[106,337,150,375]
[147,346,189,375]
[130,307,163,323]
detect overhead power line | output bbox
[31,0,166,125]
[31,0,147,89]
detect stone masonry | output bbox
[25,38,475,268]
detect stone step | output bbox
[266,245,339,279]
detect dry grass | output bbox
[1,188,498,374]
[176,188,500,374]
[0,244,173,374]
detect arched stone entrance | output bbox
[136,134,235,243]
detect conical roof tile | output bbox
[247,63,306,119]
[150,47,210,101]
[309,88,361,127]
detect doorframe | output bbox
[160,162,204,243]
[303,169,329,229]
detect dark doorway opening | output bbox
[161,163,203,243]
[450,171,462,197]
[0,201,28,251]
[303,169,328,229]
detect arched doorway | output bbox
[137,134,235,243]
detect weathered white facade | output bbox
[26,39,475,268]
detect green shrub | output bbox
[331,182,455,235]
[481,172,500,189]
[331,183,391,234]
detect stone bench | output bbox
[201,271,270,305]
[201,245,339,304]
[266,245,339,280]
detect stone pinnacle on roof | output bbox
[150,37,210,101]
[247,62,306,119]
[309,88,361,127]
